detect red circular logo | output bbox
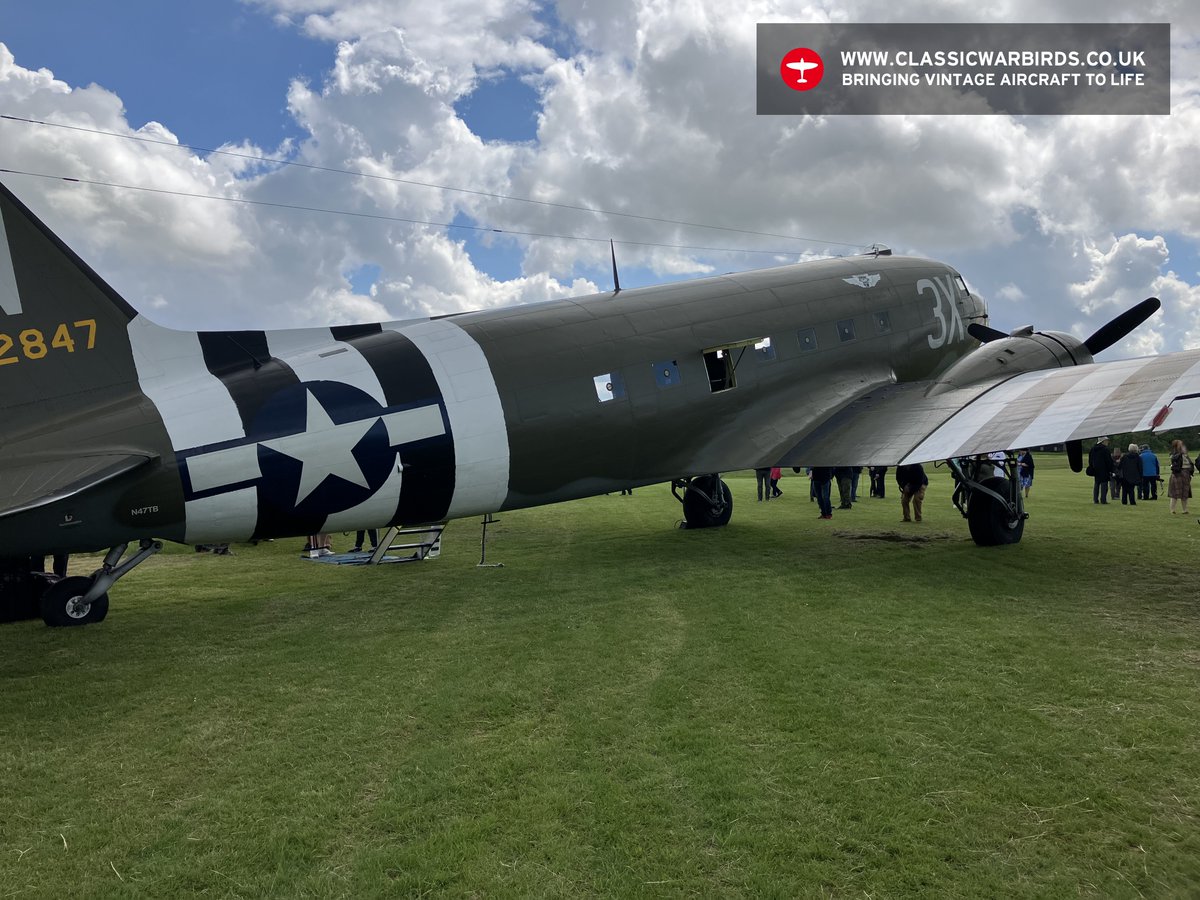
[780,47,824,91]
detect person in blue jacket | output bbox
[1139,444,1161,500]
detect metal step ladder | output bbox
[306,525,444,566]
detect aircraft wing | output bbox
[0,454,154,520]
[779,349,1200,466]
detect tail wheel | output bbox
[683,476,733,529]
[40,576,109,627]
[967,477,1025,546]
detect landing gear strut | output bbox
[39,539,163,627]
[948,455,1027,546]
[672,474,733,529]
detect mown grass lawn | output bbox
[2,456,1198,897]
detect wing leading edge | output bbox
[778,349,1200,467]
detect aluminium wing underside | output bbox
[778,349,1200,467]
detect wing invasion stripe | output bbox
[1068,354,1193,441]
[904,374,1048,462]
[959,366,1095,455]
[1001,362,1144,450]
[1132,356,1200,431]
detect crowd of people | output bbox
[1088,437,1193,512]
[768,464,926,523]
[759,438,1197,525]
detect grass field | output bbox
[2,456,1199,897]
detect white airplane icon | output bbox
[786,58,819,83]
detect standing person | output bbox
[1088,437,1114,504]
[849,466,862,502]
[304,534,333,557]
[1139,444,1160,500]
[896,463,928,523]
[1017,449,1035,498]
[769,466,783,498]
[869,465,888,498]
[987,450,1006,479]
[1118,443,1143,505]
[755,467,771,502]
[1168,439,1194,515]
[834,466,854,510]
[810,466,834,519]
[352,529,379,553]
[1110,446,1124,501]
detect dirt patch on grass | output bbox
[834,529,960,544]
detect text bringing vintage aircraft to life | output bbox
[2,180,1199,626]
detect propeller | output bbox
[967,322,1007,343]
[1083,297,1160,355]
[968,297,1161,355]
[1066,438,1083,473]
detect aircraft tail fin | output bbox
[0,180,146,432]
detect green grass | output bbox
[3,457,1199,897]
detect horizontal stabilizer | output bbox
[0,453,153,521]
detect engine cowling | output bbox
[930,328,1092,394]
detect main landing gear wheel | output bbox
[949,457,1028,547]
[680,475,733,529]
[39,576,109,627]
[967,476,1025,546]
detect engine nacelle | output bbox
[930,328,1092,394]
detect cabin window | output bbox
[955,274,969,296]
[754,337,776,361]
[797,328,817,352]
[838,319,857,342]
[653,360,682,388]
[703,348,736,393]
[875,311,892,334]
[593,371,626,402]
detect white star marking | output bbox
[259,389,379,506]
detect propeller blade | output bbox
[967,322,1007,343]
[1083,297,1161,356]
[1066,438,1083,473]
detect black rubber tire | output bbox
[39,576,109,627]
[967,477,1025,546]
[683,477,733,529]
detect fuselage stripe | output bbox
[388,319,510,520]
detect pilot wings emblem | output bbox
[843,273,882,289]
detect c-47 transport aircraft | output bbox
[2,181,1199,626]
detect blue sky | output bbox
[2,0,329,149]
[3,1,543,148]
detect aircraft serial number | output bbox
[0,320,97,366]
